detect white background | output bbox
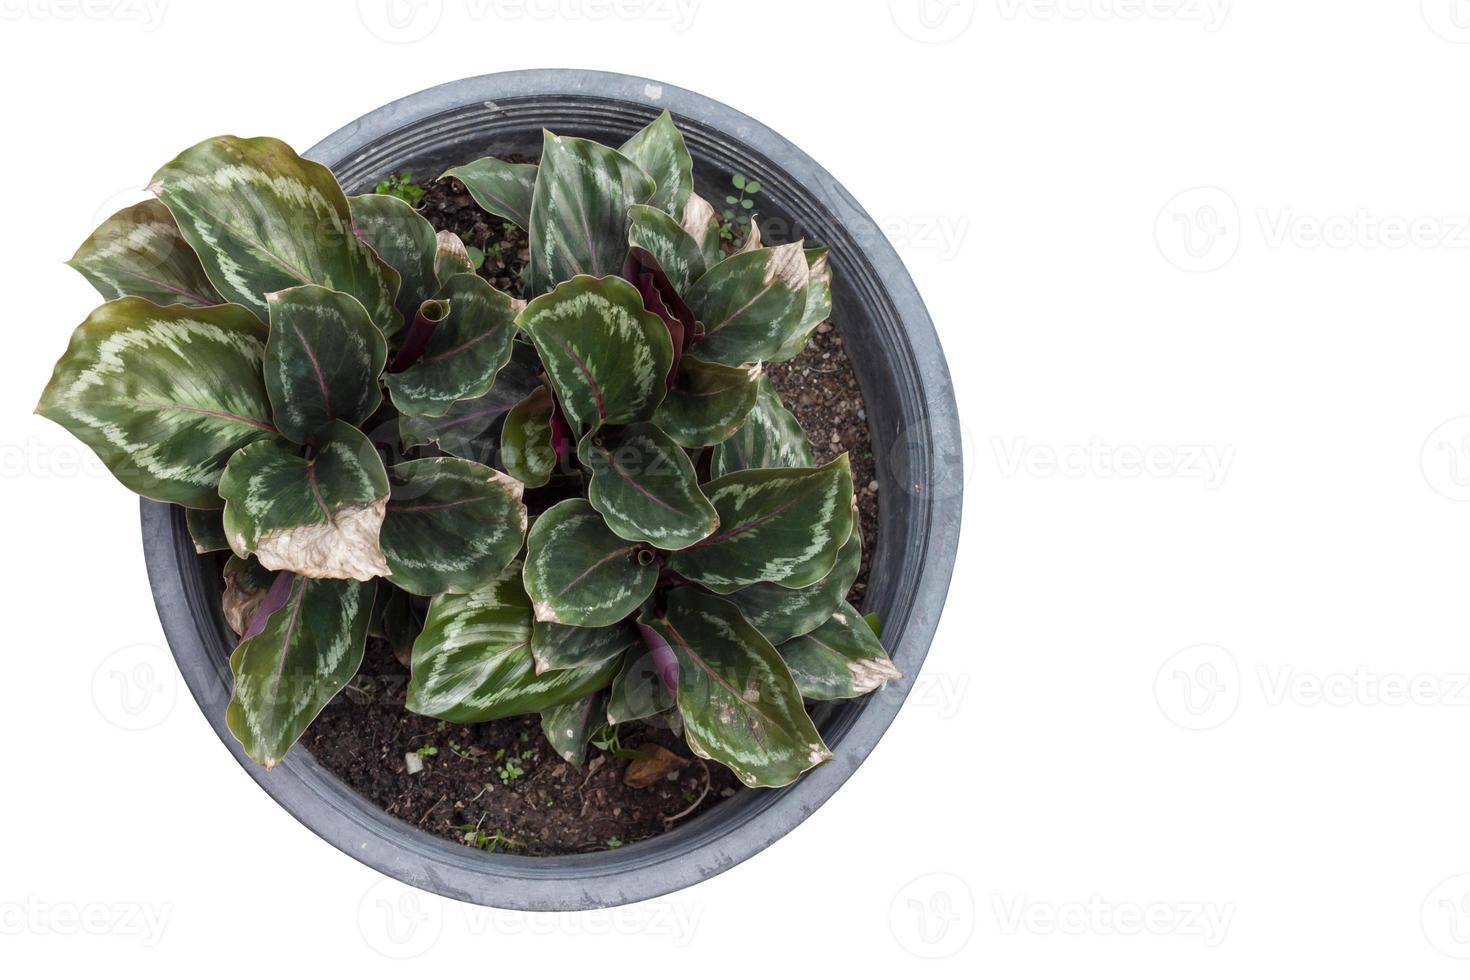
[4,0,1470,975]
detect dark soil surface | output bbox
[300,173,881,856]
[303,639,740,856]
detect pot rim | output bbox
[142,69,962,911]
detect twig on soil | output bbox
[661,759,711,828]
[418,792,447,827]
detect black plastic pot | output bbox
[141,70,962,911]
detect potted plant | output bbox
[40,71,961,910]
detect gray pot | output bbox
[141,70,962,911]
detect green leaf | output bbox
[517,275,672,436]
[36,298,273,508]
[442,157,538,229]
[579,422,718,550]
[380,457,528,596]
[528,130,655,294]
[226,575,374,769]
[186,507,229,553]
[727,519,862,644]
[626,203,708,294]
[652,356,761,448]
[541,692,606,766]
[709,376,813,478]
[619,110,694,216]
[263,285,387,444]
[406,562,620,723]
[641,589,830,788]
[743,180,762,195]
[221,554,274,635]
[386,273,519,418]
[606,648,676,725]
[531,619,639,674]
[732,175,746,191]
[219,421,390,580]
[149,135,400,332]
[771,248,832,362]
[668,455,854,593]
[522,499,658,627]
[375,580,422,667]
[779,600,900,700]
[499,385,558,488]
[67,199,226,307]
[397,347,540,462]
[348,193,439,334]
[685,242,811,366]
[680,194,724,269]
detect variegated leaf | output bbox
[771,247,832,361]
[606,647,676,725]
[264,285,387,444]
[528,131,655,294]
[225,576,373,768]
[406,562,620,723]
[433,230,476,284]
[221,554,274,635]
[381,457,527,596]
[579,422,718,550]
[522,499,658,627]
[709,376,813,478]
[641,588,830,788]
[397,345,540,462]
[219,420,390,580]
[149,135,400,331]
[652,356,761,448]
[531,619,639,674]
[541,691,606,767]
[619,110,694,216]
[779,600,901,700]
[517,275,672,436]
[36,298,273,508]
[386,273,519,418]
[187,507,229,553]
[727,518,862,645]
[348,193,438,333]
[627,203,708,294]
[685,241,810,366]
[499,385,558,488]
[442,157,538,229]
[681,193,724,269]
[624,245,699,386]
[67,199,225,307]
[668,455,854,593]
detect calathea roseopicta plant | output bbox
[38,110,899,789]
